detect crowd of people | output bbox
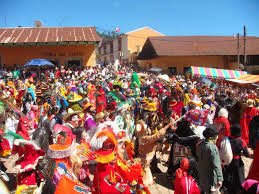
[0,63,258,194]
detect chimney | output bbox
[34,20,43,28]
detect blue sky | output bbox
[0,0,258,36]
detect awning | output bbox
[228,74,259,84]
[186,66,248,79]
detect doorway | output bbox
[48,59,60,67]
[65,58,82,70]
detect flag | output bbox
[185,109,209,126]
[115,28,120,32]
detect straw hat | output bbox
[63,108,82,121]
[95,112,105,120]
[247,99,255,107]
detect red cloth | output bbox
[169,101,184,117]
[95,88,106,114]
[56,70,61,78]
[174,158,200,194]
[115,156,144,187]
[0,137,11,156]
[213,117,231,147]
[16,116,30,140]
[13,144,45,172]
[18,171,37,186]
[240,107,258,145]
[92,163,130,194]
[248,141,259,181]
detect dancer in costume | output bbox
[92,129,131,194]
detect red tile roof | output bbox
[138,36,259,59]
[0,27,100,45]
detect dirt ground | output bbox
[1,149,253,194]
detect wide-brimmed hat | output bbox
[47,128,76,159]
[189,97,202,107]
[13,139,45,173]
[123,88,136,97]
[142,101,157,112]
[95,112,105,120]
[68,92,82,102]
[76,142,96,161]
[247,99,255,107]
[169,100,177,107]
[83,103,94,111]
[63,108,82,121]
[94,130,117,164]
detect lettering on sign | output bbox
[69,52,84,56]
[43,52,56,57]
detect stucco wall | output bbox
[138,55,228,73]
[0,44,96,67]
[127,27,164,57]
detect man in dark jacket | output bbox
[196,124,223,193]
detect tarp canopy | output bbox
[186,66,248,79]
[228,74,259,84]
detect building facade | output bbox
[0,27,100,68]
[137,36,259,74]
[96,27,164,65]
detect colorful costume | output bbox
[95,84,106,114]
[213,116,230,148]
[92,130,131,194]
[115,140,150,194]
[13,139,45,193]
[174,158,200,194]
[47,125,91,194]
[240,106,258,145]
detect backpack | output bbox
[219,136,233,165]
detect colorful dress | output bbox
[51,159,91,194]
[240,107,258,144]
[92,163,130,194]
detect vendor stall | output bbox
[228,74,259,84]
[186,66,248,79]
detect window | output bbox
[248,55,259,66]
[48,59,60,67]
[168,67,177,74]
[229,56,237,62]
[184,67,190,73]
[104,44,107,54]
[65,58,82,70]
[118,38,122,51]
[110,41,113,53]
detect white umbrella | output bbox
[158,74,170,82]
[149,67,162,72]
[137,73,148,77]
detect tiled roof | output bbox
[0,27,100,45]
[138,36,259,59]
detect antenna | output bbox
[5,16,6,27]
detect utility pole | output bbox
[244,25,247,68]
[237,33,240,69]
